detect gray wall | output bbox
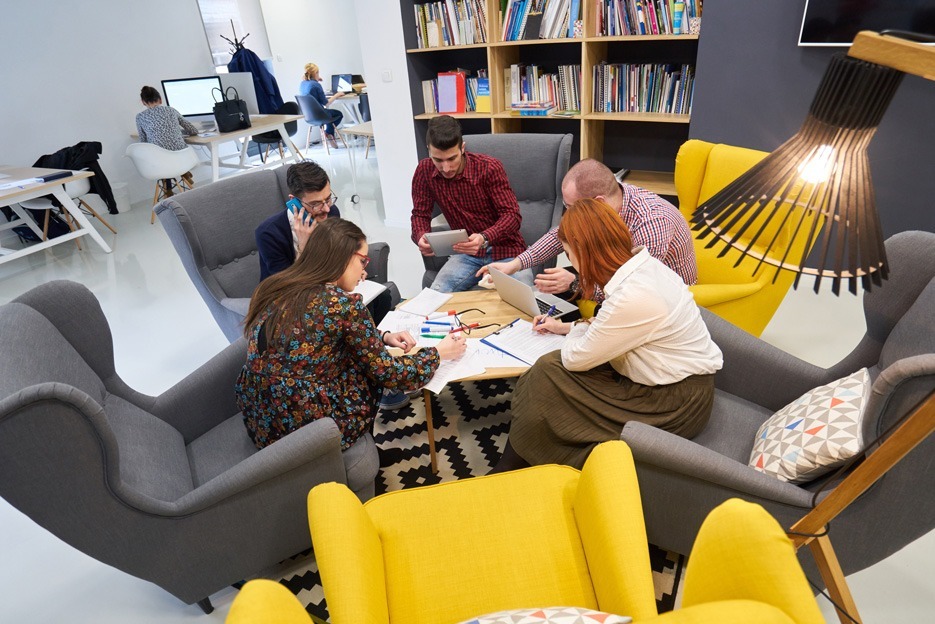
[689,0,935,236]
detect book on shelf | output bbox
[596,0,702,37]
[437,71,467,113]
[413,0,488,49]
[591,62,694,114]
[499,0,580,41]
[523,12,544,39]
[474,77,491,112]
[508,63,581,114]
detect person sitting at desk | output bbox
[135,85,197,195]
[479,159,697,310]
[491,198,722,473]
[411,115,532,293]
[254,160,409,411]
[237,218,467,451]
[299,63,345,149]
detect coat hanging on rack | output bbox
[228,47,284,114]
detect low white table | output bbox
[0,166,112,267]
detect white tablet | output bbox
[424,229,469,256]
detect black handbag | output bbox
[212,86,251,133]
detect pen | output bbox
[424,319,457,326]
[425,310,457,320]
[420,333,448,339]
[537,305,557,326]
[448,323,479,334]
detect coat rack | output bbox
[220,19,249,54]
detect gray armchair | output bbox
[155,166,400,343]
[621,231,935,587]
[422,133,573,288]
[0,281,379,612]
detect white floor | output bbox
[0,142,931,622]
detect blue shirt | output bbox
[298,79,328,107]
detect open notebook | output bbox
[480,319,566,366]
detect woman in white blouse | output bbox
[492,198,723,472]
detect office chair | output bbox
[295,94,348,155]
[18,175,117,249]
[124,143,199,224]
[251,102,300,162]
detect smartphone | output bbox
[286,197,302,214]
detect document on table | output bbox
[351,279,388,305]
[424,350,486,394]
[466,338,527,368]
[397,288,453,317]
[377,310,444,348]
[480,319,566,366]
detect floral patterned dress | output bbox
[236,285,440,450]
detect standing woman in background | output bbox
[299,62,344,149]
[236,218,467,451]
[135,85,196,194]
[492,198,723,472]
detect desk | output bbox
[409,290,531,473]
[184,113,303,182]
[0,166,112,266]
[333,94,361,125]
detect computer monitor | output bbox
[161,76,223,117]
[330,74,354,94]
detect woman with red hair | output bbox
[493,198,722,472]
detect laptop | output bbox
[489,267,579,319]
[330,73,354,94]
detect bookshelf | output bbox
[401,0,701,197]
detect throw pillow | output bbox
[457,606,632,624]
[749,368,870,483]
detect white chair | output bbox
[125,143,199,224]
[18,175,117,249]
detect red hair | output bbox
[557,198,634,297]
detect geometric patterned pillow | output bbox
[749,368,870,483]
[456,607,632,624]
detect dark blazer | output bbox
[256,205,341,281]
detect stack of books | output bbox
[509,63,581,115]
[592,62,695,114]
[596,0,702,36]
[422,70,490,114]
[501,0,582,41]
[413,0,488,49]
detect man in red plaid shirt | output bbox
[411,116,533,292]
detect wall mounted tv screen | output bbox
[161,76,223,117]
[799,0,935,46]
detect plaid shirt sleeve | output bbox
[477,159,521,246]
[410,161,434,244]
[516,226,562,270]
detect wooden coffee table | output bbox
[400,290,533,473]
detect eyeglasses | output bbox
[451,308,500,335]
[299,192,338,212]
[353,251,370,268]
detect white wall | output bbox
[352,0,418,228]
[260,0,363,97]
[0,0,216,206]
[236,0,272,61]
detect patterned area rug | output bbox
[277,379,684,621]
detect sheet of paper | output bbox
[0,178,40,191]
[397,288,453,317]
[466,339,527,368]
[424,350,487,394]
[351,279,388,305]
[377,310,442,348]
[481,319,566,366]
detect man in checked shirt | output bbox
[479,158,697,306]
[411,115,534,292]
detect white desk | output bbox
[333,94,362,125]
[340,122,376,205]
[0,166,112,267]
[184,114,304,182]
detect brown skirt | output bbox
[509,350,715,469]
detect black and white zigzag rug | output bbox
[276,379,684,621]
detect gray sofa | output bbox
[621,231,935,586]
[0,281,379,612]
[155,166,399,343]
[422,133,573,288]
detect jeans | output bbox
[324,109,343,137]
[431,251,534,293]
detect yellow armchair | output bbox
[226,442,824,624]
[676,139,816,336]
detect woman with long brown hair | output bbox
[236,218,466,450]
[493,199,722,472]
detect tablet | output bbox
[424,229,469,256]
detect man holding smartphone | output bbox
[411,115,533,292]
[255,161,410,410]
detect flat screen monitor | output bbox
[799,0,935,46]
[161,76,223,117]
[331,73,354,94]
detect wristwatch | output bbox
[479,233,489,249]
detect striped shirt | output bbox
[516,182,698,298]
[411,151,526,260]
